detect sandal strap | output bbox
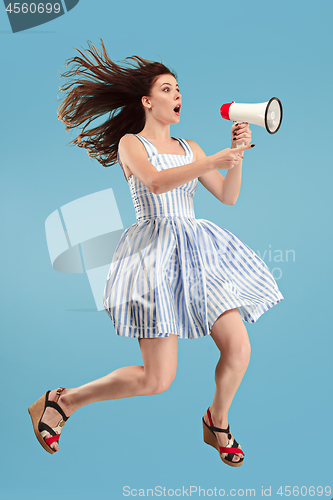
[44,389,69,421]
[39,421,57,437]
[206,408,230,433]
[224,452,244,464]
[45,400,68,421]
[44,434,61,445]
[219,446,244,456]
[39,419,65,448]
[220,435,245,461]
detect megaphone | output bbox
[220,97,283,135]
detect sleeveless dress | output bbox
[103,134,284,339]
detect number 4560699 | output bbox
[5,3,61,14]
[277,486,331,496]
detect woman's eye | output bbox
[163,87,170,92]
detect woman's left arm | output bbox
[194,122,252,205]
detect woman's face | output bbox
[142,73,182,125]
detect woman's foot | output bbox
[203,408,243,464]
[39,388,73,452]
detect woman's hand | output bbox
[231,122,252,148]
[210,143,255,171]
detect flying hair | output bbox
[57,39,177,170]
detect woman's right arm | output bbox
[118,134,253,195]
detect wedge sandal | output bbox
[28,388,69,454]
[202,407,244,467]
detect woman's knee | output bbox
[143,372,176,396]
[225,339,251,370]
[212,309,251,369]
[139,335,178,395]
[238,340,251,367]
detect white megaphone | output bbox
[220,97,283,146]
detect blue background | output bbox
[1,0,332,498]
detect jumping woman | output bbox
[28,40,283,467]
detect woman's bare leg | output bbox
[203,308,251,463]
[41,334,178,451]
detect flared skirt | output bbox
[103,216,284,339]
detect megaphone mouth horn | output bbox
[265,97,283,134]
[220,97,283,135]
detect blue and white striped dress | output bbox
[103,134,283,339]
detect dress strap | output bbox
[175,138,194,160]
[134,134,159,158]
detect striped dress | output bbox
[103,134,283,339]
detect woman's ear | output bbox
[141,96,151,110]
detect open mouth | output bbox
[173,105,181,115]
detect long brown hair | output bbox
[57,39,176,168]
